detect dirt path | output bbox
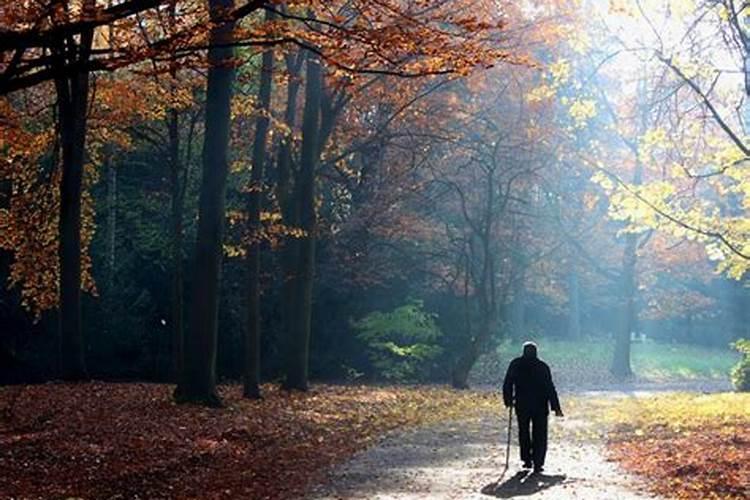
[309,403,659,499]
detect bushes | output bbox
[730,339,750,392]
[352,300,443,382]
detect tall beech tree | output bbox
[53,0,97,380]
[175,0,237,405]
[281,52,322,391]
[243,11,274,399]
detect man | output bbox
[502,341,563,473]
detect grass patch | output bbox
[471,338,740,387]
[632,343,739,381]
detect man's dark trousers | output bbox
[517,411,548,467]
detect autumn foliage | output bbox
[1,1,749,497]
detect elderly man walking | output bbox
[502,341,563,473]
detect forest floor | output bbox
[0,383,497,499]
[0,382,747,499]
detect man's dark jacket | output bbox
[502,354,561,415]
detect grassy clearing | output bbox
[471,337,740,387]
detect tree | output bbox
[175,0,237,406]
[54,0,97,380]
[244,10,274,399]
[281,51,322,391]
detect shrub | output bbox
[730,339,750,392]
[353,300,443,382]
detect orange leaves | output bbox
[611,425,749,500]
[605,393,750,500]
[236,0,529,82]
[0,382,496,499]
[0,93,100,316]
[0,96,58,315]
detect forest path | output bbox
[308,392,662,500]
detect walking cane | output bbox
[504,405,513,471]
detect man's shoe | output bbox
[522,461,532,469]
[533,465,544,474]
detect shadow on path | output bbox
[310,410,658,499]
[481,470,568,498]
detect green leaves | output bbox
[352,300,443,382]
[730,339,750,392]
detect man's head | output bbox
[522,341,538,358]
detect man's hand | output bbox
[554,410,564,417]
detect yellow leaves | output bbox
[670,55,713,81]
[591,171,614,191]
[225,206,308,257]
[715,3,730,22]
[601,177,680,236]
[223,244,246,258]
[713,144,746,171]
[608,0,638,17]
[639,127,668,159]
[715,249,750,280]
[528,59,574,106]
[610,192,657,232]
[571,392,750,439]
[669,0,696,19]
[231,93,258,121]
[527,84,556,103]
[549,58,571,86]
[568,98,597,128]
[668,162,686,179]
[231,160,251,174]
[568,30,591,55]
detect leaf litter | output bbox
[0,382,497,499]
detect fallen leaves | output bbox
[0,382,499,499]
[603,393,750,500]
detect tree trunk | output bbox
[54,9,95,381]
[165,0,184,384]
[168,108,185,383]
[452,274,496,389]
[244,30,274,399]
[282,54,322,391]
[452,163,499,390]
[174,0,235,406]
[510,282,526,339]
[611,234,636,378]
[452,288,495,389]
[611,141,643,377]
[567,267,581,338]
[451,339,479,389]
[275,50,303,391]
[106,155,116,292]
